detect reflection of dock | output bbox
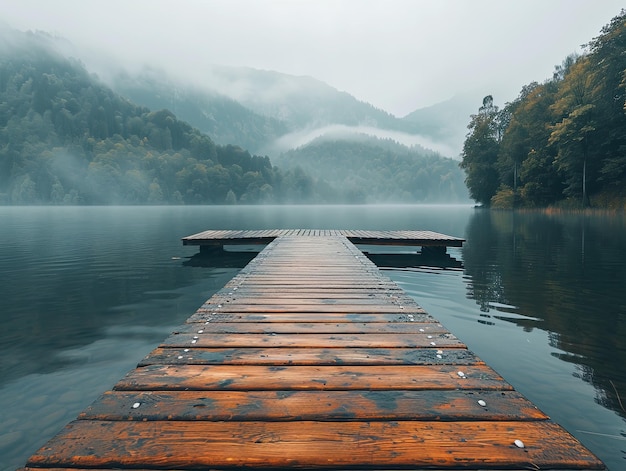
[21,234,604,470]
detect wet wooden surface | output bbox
[21,235,605,470]
[182,228,465,247]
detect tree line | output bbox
[460,10,626,208]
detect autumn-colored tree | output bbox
[549,56,597,206]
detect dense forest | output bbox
[460,10,626,209]
[277,135,467,203]
[0,29,468,205]
[0,31,322,205]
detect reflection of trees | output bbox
[462,210,510,312]
[463,210,626,418]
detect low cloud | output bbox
[271,124,456,157]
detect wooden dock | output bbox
[182,229,465,252]
[20,234,604,470]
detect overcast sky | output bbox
[1,0,623,116]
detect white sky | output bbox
[1,0,623,116]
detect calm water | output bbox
[1,205,624,470]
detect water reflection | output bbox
[463,209,626,419]
[363,250,463,270]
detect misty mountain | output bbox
[107,65,468,157]
[204,66,402,130]
[109,68,289,155]
[0,27,470,205]
[0,29,320,205]
[204,66,475,157]
[402,94,480,158]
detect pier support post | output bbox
[421,245,447,256]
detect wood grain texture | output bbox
[114,364,512,391]
[138,346,481,366]
[28,420,603,469]
[81,390,548,421]
[160,332,462,348]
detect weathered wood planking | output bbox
[26,421,603,470]
[182,228,465,248]
[21,235,604,471]
[80,390,548,421]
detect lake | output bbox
[1,205,624,470]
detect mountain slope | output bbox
[109,68,289,155]
[0,29,291,205]
[208,67,401,128]
[108,65,471,158]
[402,94,480,158]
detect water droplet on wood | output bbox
[132,402,140,409]
[514,439,525,448]
[478,400,487,407]
[457,371,466,378]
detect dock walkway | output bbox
[21,234,604,470]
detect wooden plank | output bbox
[160,332,462,348]
[138,347,480,366]
[195,304,424,313]
[114,364,511,391]
[80,390,548,421]
[210,290,410,299]
[27,420,603,470]
[186,312,435,323]
[205,297,417,306]
[172,321,449,334]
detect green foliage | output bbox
[460,9,626,208]
[0,30,304,205]
[459,96,502,206]
[276,135,468,203]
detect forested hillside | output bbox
[277,135,468,203]
[0,30,318,204]
[0,28,469,205]
[460,10,626,208]
[110,69,288,155]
